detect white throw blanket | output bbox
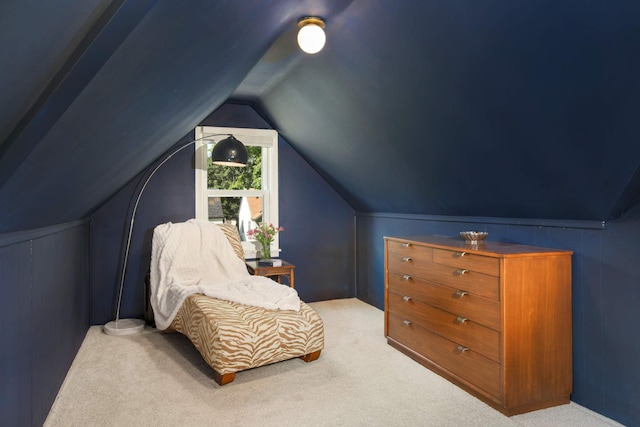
[150,219,300,330]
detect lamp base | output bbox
[103,318,145,336]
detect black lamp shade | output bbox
[211,135,248,167]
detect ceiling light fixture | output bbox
[297,17,326,54]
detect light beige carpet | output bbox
[45,298,623,427]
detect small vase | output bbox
[260,243,271,259]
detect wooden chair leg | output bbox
[213,370,235,386]
[299,350,321,363]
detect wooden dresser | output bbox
[384,235,572,416]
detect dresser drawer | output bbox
[388,272,501,331]
[433,248,500,276]
[388,312,501,398]
[420,262,500,301]
[387,242,433,275]
[388,292,500,362]
[387,240,433,262]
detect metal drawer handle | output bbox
[454,251,467,258]
[455,316,468,324]
[402,274,411,280]
[454,290,469,298]
[402,295,412,302]
[402,257,412,262]
[401,243,411,248]
[455,269,469,276]
[403,320,412,326]
[456,345,469,353]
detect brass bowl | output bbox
[459,231,488,244]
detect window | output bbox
[195,126,278,258]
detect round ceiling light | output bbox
[297,17,326,54]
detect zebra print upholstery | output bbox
[162,223,324,385]
[170,294,324,384]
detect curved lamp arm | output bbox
[104,133,245,335]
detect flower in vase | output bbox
[247,223,284,258]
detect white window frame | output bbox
[195,126,279,259]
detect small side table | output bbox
[246,260,295,288]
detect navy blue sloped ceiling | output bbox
[0,0,355,233]
[2,0,640,234]
[253,1,640,221]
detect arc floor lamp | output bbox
[103,133,248,336]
